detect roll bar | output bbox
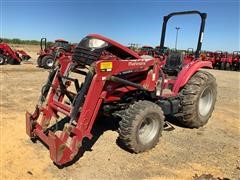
[40,38,47,51]
[159,10,207,58]
[187,48,194,54]
[233,51,240,55]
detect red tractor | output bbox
[219,51,231,70]
[154,46,169,57]
[138,46,154,56]
[205,51,215,66]
[213,51,223,69]
[26,11,217,166]
[37,38,75,69]
[183,48,195,64]
[231,51,240,71]
[0,39,31,65]
[219,51,240,71]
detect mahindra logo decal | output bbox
[128,62,146,66]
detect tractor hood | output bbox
[72,34,141,66]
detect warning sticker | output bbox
[100,62,112,71]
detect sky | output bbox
[0,0,239,52]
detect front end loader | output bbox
[0,40,31,65]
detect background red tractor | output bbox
[138,46,154,56]
[231,51,240,71]
[219,51,231,70]
[205,51,215,66]
[37,38,76,69]
[154,46,169,57]
[26,11,217,166]
[0,39,31,65]
[204,51,239,71]
[213,51,224,69]
[183,48,195,64]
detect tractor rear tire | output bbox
[118,100,164,153]
[220,62,226,70]
[37,57,43,67]
[180,70,217,128]
[42,55,54,69]
[0,54,6,65]
[215,62,221,70]
[232,63,239,71]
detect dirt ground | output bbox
[0,47,240,179]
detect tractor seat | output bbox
[163,52,183,75]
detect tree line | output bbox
[1,38,53,46]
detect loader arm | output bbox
[26,52,160,165]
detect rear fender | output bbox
[40,53,54,59]
[172,60,212,93]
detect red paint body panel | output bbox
[173,60,212,93]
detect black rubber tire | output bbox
[232,62,239,71]
[180,71,217,128]
[37,56,43,67]
[225,62,231,71]
[42,55,54,69]
[214,62,221,70]
[7,58,20,65]
[118,100,164,153]
[0,54,6,65]
[220,62,226,70]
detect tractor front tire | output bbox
[42,55,54,69]
[118,100,164,153]
[0,54,6,65]
[232,63,239,71]
[225,62,231,71]
[8,58,20,65]
[180,71,217,128]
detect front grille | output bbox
[72,45,102,66]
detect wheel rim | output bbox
[0,57,4,64]
[198,87,213,117]
[138,114,159,145]
[46,58,54,67]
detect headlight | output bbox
[88,38,108,49]
[79,37,109,49]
